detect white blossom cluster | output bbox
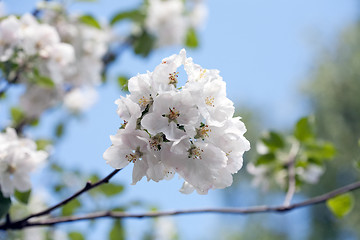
[40,4,112,113]
[0,13,75,118]
[41,4,111,87]
[0,128,47,197]
[103,49,250,194]
[145,0,207,47]
[0,9,111,117]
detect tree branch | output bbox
[283,141,300,206]
[1,169,122,230]
[2,180,360,230]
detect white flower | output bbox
[297,164,324,184]
[64,87,98,113]
[246,162,270,191]
[128,72,156,111]
[0,128,47,197]
[141,90,199,141]
[20,85,62,119]
[114,96,141,130]
[162,141,228,194]
[145,0,187,46]
[0,15,20,45]
[184,58,235,127]
[103,130,154,184]
[144,0,208,47]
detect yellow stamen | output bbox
[205,96,215,107]
[169,72,179,85]
[138,96,150,108]
[200,69,206,79]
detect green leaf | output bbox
[68,232,85,240]
[36,139,52,151]
[109,220,125,240]
[132,31,155,57]
[117,76,129,92]
[62,199,81,216]
[98,183,125,197]
[185,28,198,48]
[304,142,336,160]
[261,131,285,151]
[326,193,354,218]
[51,163,63,173]
[14,190,31,204]
[110,10,144,25]
[0,92,6,99]
[78,15,101,29]
[55,123,64,138]
[10,107,25,126]
[0,192,11,219]
[294,116,314,142]
[255,153,276,165]
[355,161,360,171]
[34,75,55,88]
[29,118,39,127]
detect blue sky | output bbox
[1,0,359,239]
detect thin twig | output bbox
[11,169,121,228]
[2,180,360,230]
[283,141,300,206]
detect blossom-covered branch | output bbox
[2,180,360,230]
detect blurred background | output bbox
[1,0,360,239]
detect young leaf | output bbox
[186,28,198,48]
[117,76,129,92]
[110,10,144,25]
[68,232,85,240]
[255,153,276,165]
[304,142,336,160]
[14,190,31,204]
[261,131,285,151]
[109,220,125,240]
[98,183,125,196]
[78,15,101,29]
[326,193,354,218]
[55,123,64,138]
[34,75,55,88]
[62,199,81,216]
[10,107,25,126]
[36,139,52,151]
[133,31,155,57]
[294,116,314,142]
[0,192,11,219]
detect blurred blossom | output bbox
[0,128,47,197]
[145,0,207,47]
[64,87,98,113]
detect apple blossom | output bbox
[104,49,250,194]
[145,0,208,47]
[0,128,47,197]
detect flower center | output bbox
[163,107,180,123]
[195,123,211,139]
[149,136,162,151]
[120,120,128,129]
[205,96,215,107]
[6,164,16,174]
[188,146,204,160]
[125,147,142,163]
[138,96,150,108]
[168,72,179,86]
[200,69,206,79]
